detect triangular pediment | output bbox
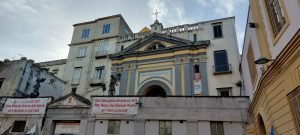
[48,93,91,108]
[121,32,193,54]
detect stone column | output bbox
[183,56,193,96]
[187,120,199,135]
[128,63,137,95]
[119,64,129,95]
[175,57,182,96]
[85,118,96,135]
[134,119,145,135]
[79,119,88,135]
[41,118,55,135]
[198,121,211,135]
[199,55,209,95]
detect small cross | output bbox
[153,9,161,20]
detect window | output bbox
[12,120,26,132]
[210,121,224,135]
[159,121,172,135]
[82,29,90,39]
[116,73,121,80]
[108,120,121,134]
[217,88,232,97]
[220,91,230,97]
[147,43,165,50]
[194,65,200,73]
[265,0,286,36]
[213,23,223,38]
[121,45,124,51]
[288,86,300,133]
[95,67,104,79]
[77,47,86,58]
[73,67,82,80]
[247,44,257,85]
[0,78,4,89]
[54,122,80,135]
[214,50,230,73]
[102,24,111,34]
[193,34,197,42]
[97,39,109,55]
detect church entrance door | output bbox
[143,85,167,97]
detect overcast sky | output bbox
[0,0,248,62]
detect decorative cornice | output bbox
[199,55,208,62]
[69,35,118,46]
[111,66,118,72]
[130,63,137,70]
[110,32,210,60]
[122,64,130,71]
[175,56,191,65]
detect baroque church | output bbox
[0,13,249,135]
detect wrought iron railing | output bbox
[212,64,232,74]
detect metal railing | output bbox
[212,64,232,74]
[95,50,116,58]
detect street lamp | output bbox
[254,57,274,65]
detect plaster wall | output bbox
[170,18,241,96]
[0,60,64,99]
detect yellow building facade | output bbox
[242,0,300,134]
[110,33,209,96]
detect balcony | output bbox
[212,64,232,75]
[71,79,80,85]
[89,77,105,87]
[95,50,111,59]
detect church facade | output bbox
[111,32,210,96]
[39,14,248,135]
[61,14,242,98]
[0,14,249,135]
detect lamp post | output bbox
[254,57,274,65]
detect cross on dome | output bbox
[153,9,161,20]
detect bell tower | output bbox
[150,10,163,33]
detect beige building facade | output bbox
[62,15,132,98]
[38,59,67,80]
[241,0,300,134]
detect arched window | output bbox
[146,42,165,50]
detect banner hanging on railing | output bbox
[91,97,139,114]
[2,98,49,114]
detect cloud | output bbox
[147,0,248,53]
[0,0,248,61]
[147,0,192,27]
[196,0,240,17]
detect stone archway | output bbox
[137,80,171,96]
[258,114,267,135]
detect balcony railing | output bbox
[71,79,80,85]
[95,50,112,59]
[89,77,105,87]
[212,64,232,75]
